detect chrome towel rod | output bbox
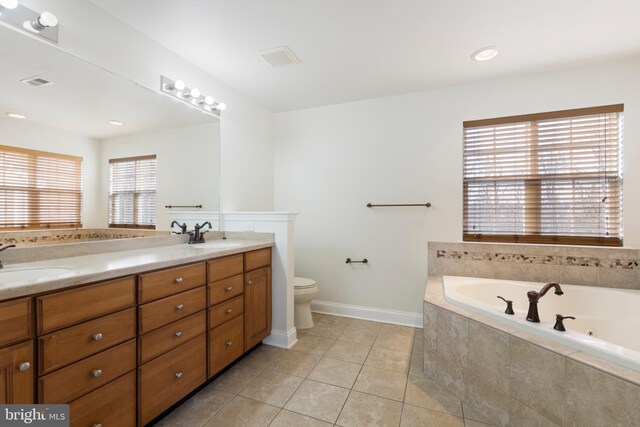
[165,204,203,209]
[367,203,431,208]
[346,258,368,264]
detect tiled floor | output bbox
[155,313,493,427]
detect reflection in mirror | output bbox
[0,26,220,245]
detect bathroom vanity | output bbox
[0,241,272,426]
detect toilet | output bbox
[294,276,318,329]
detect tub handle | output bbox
[553,314,575,332]
[497,296,515,315]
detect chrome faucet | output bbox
[0,244,16,269]
[188,222,212,244]
[526,282,564,323]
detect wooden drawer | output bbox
[209,274,243,306]
[38,339,136,404]
[37,277,135,335]
[139,263,206,303]
[38,308,136,375]
[138,287,206,334]
[208,314,243,378]
[0,341,34,404]
[208,295,243,330]
[69,371,135,427]
[138,310,206,365]
[138,335,206,425]
[208,254,243,282]
[244,248,271,271]
[0,298,32,347]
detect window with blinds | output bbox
[108,155,157,229]
[0,145,82,230]
[463,104,623,246]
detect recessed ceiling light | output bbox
[109,120,124,126]
[471,46,499,62]
[6,112,27,119]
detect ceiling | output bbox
[0,25,215,139]
[92,0,640,112]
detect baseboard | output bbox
[263,327,298,349]
[310,300,423,328]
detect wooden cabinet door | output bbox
[0,341,34,404]
[244,267,271,349]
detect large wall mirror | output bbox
[0,26,220,238]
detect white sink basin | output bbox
[0,267,71,283]
[189,241,244,250]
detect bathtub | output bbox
[443,275,640,373]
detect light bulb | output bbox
[0,0,18,10]
[189,88,201,98]
[173,80,185,91]
[216,103,227,111]
[24,11,58,32]
[203,96,214,106]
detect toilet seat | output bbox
[294,277,317,290]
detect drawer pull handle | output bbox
[225,286,233,292]
[18,362,30,372]
[175,372,183,379]
[93,333,103,341]
[246,280,252,285]
[91,369,103,378]
[176,304,185,311]
[226,341,233,347]
[175,331,183,338]
[226,308,233,314]
[175,277,183,283]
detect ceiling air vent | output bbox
[257,46,301,67]
[20,76,55,87]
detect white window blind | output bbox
[0,145,82,230]
[463,104,623,246]
[108,155,157,229]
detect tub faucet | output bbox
[0,244,16,269]
[526,282,564,323]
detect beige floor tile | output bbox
[242,345,286,369]
[381,324,416,336]
[319,314,353,328]
[284,379,350,423]
[308,356,363,388]
[311,312,325,323]
[336,390,403,427]
[365,347,411,374]
[374,329,415,353]
[404,375,463,417]
[212,362,263,394]
[408,352,424,377]
[304,319,349,339]
[339,323,382,345]
[162,385,234,427]
[268,350,323,377]
[153,419,182,427]
[298,329,307,337]
[239,370,304,407]
[270,409,333,426]
[204,396,279,427]
[353,366,408,401]
[326,340,372,364]
[400,404,465,427]
[292,334,336,355]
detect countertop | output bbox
[0,240,273,300]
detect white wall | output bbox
[100,123,220,230]
[20,0,274,212]
[274,58,640,315]
[0,118,102,227]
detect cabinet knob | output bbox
[18,362,30,372]
[175,331,183,338]
[175,277,183,284]
[225,286,233,292]
[226,308,233,314]
[93,332,103,341]
[226,341,233,347]
[91,369,103,378]
[175,372,183,379]
[246,280,252,286]
[176,304,185,311]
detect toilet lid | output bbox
[294,277,317,289]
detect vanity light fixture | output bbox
[6,112,27,119]
[108,120,124,126]
[471,46,499,62]
[0,0,18,14]
[23,11,58,32]
[160,76,225,117]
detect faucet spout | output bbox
[526,282,564,323]
[0,244,16,269]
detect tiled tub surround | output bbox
[0,228,169,247]
[424,242,640,426]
